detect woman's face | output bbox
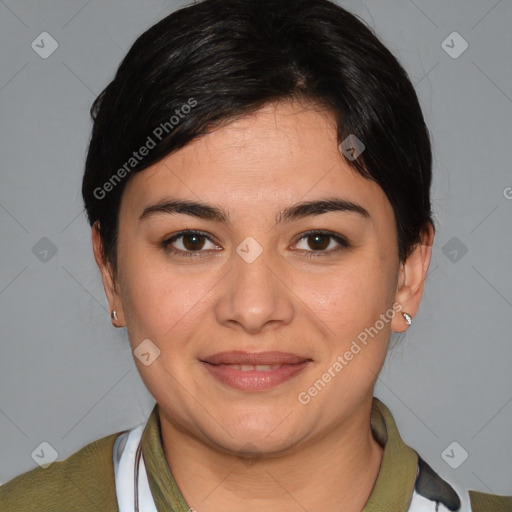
[97,100,425,456]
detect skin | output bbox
[92,99,433,512]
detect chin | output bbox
[203,410,307,455]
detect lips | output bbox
[200,351,311,391]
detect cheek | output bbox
[119,253,216,348]
[119,263,203,393]
[119,255,178,339]
[298,253,396,335]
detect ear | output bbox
[91,220,125,327]
[391,222,434,333]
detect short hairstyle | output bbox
[82,0,434,274]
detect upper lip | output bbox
[201,351,310,365]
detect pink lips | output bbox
[200,351,311,391]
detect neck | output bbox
[159,398,383,512]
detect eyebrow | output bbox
[139,197,370,225]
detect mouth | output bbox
[215,363,284,371]
[200,351,311,391]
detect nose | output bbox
[214,240,295,334]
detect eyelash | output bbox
[160,229,350,259]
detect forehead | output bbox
[120,101,392,223]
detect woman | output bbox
[1,0,510,510]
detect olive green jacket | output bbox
[1,398,510,511]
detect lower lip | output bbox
[201,361,309,391]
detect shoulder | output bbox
[469,490,512,512]
[0,430,124,512]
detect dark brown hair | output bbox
[82,0,434,273]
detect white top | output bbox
[113,425,157,512]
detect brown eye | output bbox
[161,230,220,258]
[181,233,207,251]
[294,230,350,257]
[306,233,330,251]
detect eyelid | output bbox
[165,229,218,244]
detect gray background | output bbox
[1,0,511,498]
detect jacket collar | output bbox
[140,396,419,511]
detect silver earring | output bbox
[402,312,412,326]
[111,309,118,321]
